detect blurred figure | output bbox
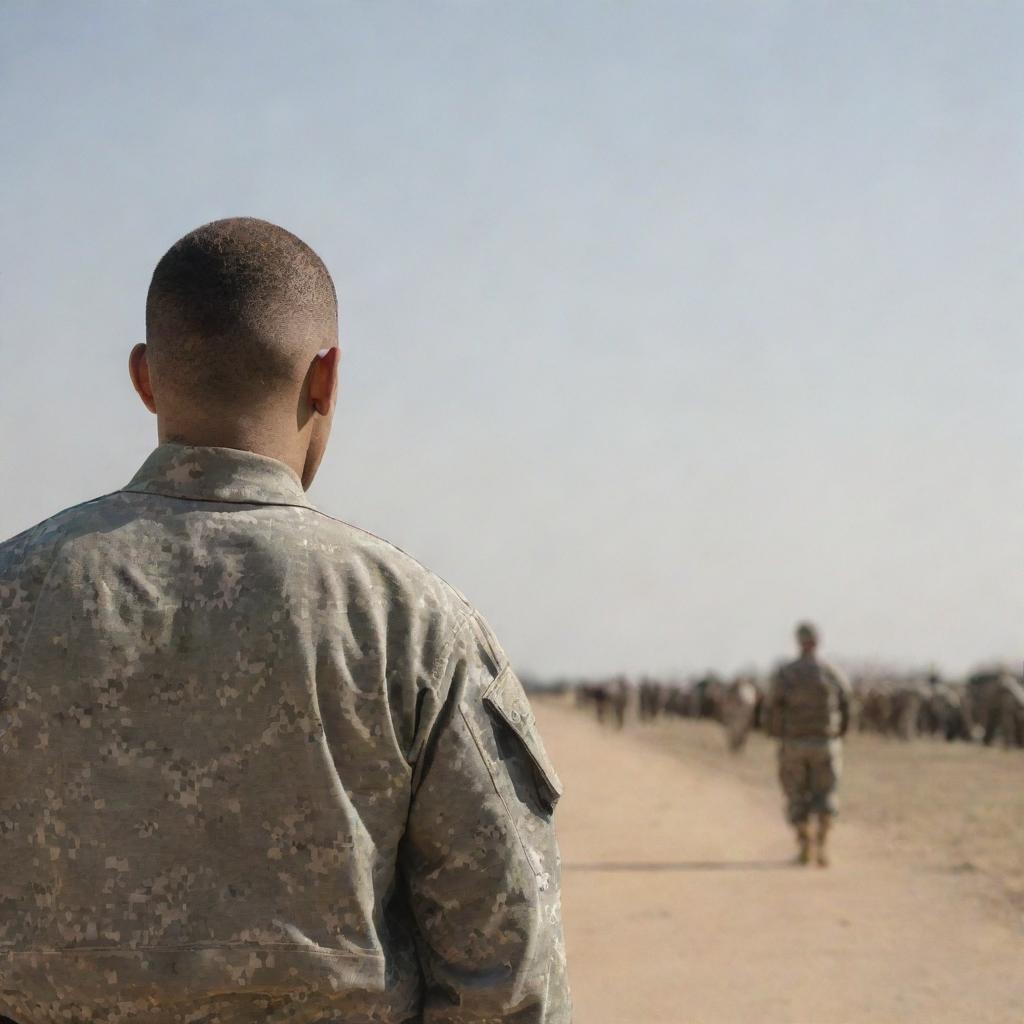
[995,671,1024,748]
[638,676,664,722]
[764,622,852,867]
[578,681,609,723]
[720,675,759,753]
[609,675,629,729]
[578,677,628,729]
[967,667,1024,748]
[921,672,970,742]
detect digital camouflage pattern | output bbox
[764,656,851,825]
[764,656,850,743]
[775,740,843,824]
[0,445,570,1024]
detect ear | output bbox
[309,346,340,416]
[128,343,157,414]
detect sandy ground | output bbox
[535,699,1024,1024]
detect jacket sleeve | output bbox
[400,613,571,1024]
[832,666,853,737]
[763,669,785,738]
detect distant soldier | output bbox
[988,670,1024,748]
[890,681,927,740]
[638,676,663,722]
[922,673,968,742]
[720,676,759,753]
[609,675,629,729]
[970,668,1024,748]
[764,622,851,867]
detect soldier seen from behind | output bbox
[764,622,851,868]
[0,218,570,1024]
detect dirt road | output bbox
[536,700,1024,1024]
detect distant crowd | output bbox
[535,667,1024,751]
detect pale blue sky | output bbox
[1,1,1021,676]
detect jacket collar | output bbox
[123,444,312,508]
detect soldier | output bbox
[609,675,629,729]
[969,667,1024,748]
[764,622,851,867]
[720,675,759,753]
[0,219,570,1024]
[997,672,1024,748]
[638,677,661,722]
[921,673,969,742]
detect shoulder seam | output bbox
[304,506,476,617]
[118,488,309,511]
[1,492,121,551]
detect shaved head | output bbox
[145,217,338,407]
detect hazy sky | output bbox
[2,2,1021,677]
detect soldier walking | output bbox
[764,622,851,867]
[0,218,570,1023]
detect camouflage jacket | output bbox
[764,655,851,741]
[0,445,570,1024]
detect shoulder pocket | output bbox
[483,665,563,811]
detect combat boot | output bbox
[795,822,812,866]
[815,814,831,868]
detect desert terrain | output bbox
[535,698,1024,1024]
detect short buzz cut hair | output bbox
[145,217,338,405]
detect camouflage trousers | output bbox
[777,739,842,825]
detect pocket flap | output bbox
[483,665,564,809]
